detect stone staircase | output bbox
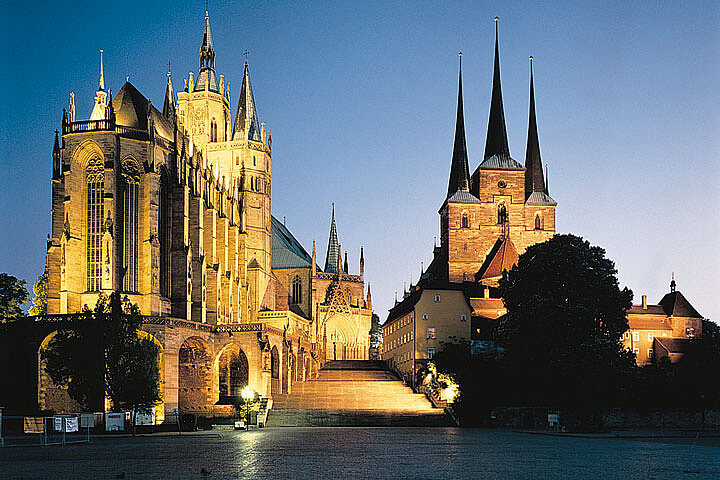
[267,360,453,426]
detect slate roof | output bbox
[112,82,174,140]
[271,215,312,269]
[194,68,220,93]
[659,291,703,319]
[232,63,261,142]
[524,58,548,201]
[483,19,512,165]
[479,153,524,170]
[628,304,667,316]
[447,190,480,203]
[526,191,557,205]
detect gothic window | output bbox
[159,172,171,296]
[210,119,217,142]
[86,157,104,291]
[121,160,140,292]
[497,204,507,225]
[534,213,542,230]
[461,213,469,229]
[291,276,301,304]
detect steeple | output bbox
[343,251,349,274]
[90,50,108,121]
[482,18,511,163]
[232,62,261,142]
[447,52,471,198]
[162,70,176,122]
[524,57,545,199]
[324,204,340,274]
[200,10,215,70]
[359,246,365,279]
[194,11,219,92]
[52,130,61,180]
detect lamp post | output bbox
[241,387,253,430]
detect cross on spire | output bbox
[243,50,250,65]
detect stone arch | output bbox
[270,345,280,395]
[215,343,249,400]
[137,330,165,423]
[177,336,212,414]
[71,139,104,171]
[37,330,83,413]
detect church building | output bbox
[0,11,371,420]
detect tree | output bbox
[43,292,161,424]
[29,272,48,316]
[495,234,635,406]
[674,319,720,410]
[369,313,382,360]
[0,273,30,322]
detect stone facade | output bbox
[18,11,373,420]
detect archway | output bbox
[270,345,280,395]
[37,331,85,413]
[216,344,249,401]
[178,337,212,414]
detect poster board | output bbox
[64,417,79,433]
[135,410,155,426]
[23,417,45,434]
[105,413,125,431]
[80,413,95,428]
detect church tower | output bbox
[176,11,273,313]
[438,18,557,285]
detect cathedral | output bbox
[1,11,372,419]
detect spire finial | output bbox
[670,272,676,292]
[126,53,129,82]
[99,50,105,91]
[243,50,250,66]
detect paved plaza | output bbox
[1,427,719,479]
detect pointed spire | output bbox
[343,251,349,274]
[232,62,261,141]
[99,50,105,91]
[200,10,215,70]
[484,17,510,162]
[312,240,317,277]
[163,69,176,121]
[670,272,676,293]
[52,130,61,180]
[359,246,365,279]
[324,203,340,273]
[524,56,546,199]
[447,52,471,198]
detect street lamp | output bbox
[241,386,254,430]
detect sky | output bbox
[1,0,718,323]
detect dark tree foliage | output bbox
[29,272,48,316]
[369,313,382,360]
[43,292,161,415]
[673,319,720,409]
[0,273,30,322]
[495,234,635,406]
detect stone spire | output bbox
[200,10,215,70]
[90,50,108,121]
[232,62,261,142]
[447,52,471,198]
[312,240,317,277]
[359,246,364,279]
[524,57,546,199]
[483,17,510,162]
[52,130,61,180]
[162,70,176,122]
[194,11,219,92]
[343,251,349,274]
[324,204,340,274]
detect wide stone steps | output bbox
[268,360,454,427]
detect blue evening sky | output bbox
[1,1,718,322]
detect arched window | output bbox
[497,204,507,225]
[121,160,140,292]
[86,157,104,291]
[534,213,542,230]
[291,276,301,304]
[159,172,171,296]
[461,213,469,229]
[210,119,217,142]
